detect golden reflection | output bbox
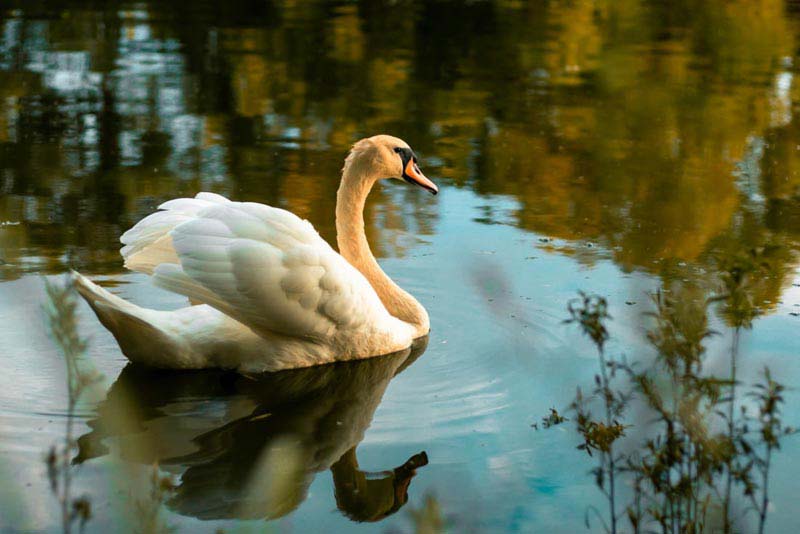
[329,5,365,64]
[226,29,273,118]
[75,338,429,522]
[0,0,798,302]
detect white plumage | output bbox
[141,196,394,340]
[72,135,436,372]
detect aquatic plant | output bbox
[623,289,724,533]
[740,368,795,534]
[44,277,103,534]
[558,254,795,534]
[532,408,568,430]
[132,466,178,534]
[44,277,182,534]
[710,246,782,532]
[565,293,628,533]
[403,493,450,534]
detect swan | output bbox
[72,135,438,372]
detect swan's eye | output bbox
[393,147,402,154]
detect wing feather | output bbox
[123,193,391,340]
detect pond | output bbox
[1,1,799,532]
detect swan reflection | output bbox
[76,338,429,523]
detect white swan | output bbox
[72,135,438,372]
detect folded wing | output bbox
[120,193,390,340]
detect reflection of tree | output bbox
[0,0,798,303]
[459,0,800,297]
[75,339,429,522]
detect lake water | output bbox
[1,1,799,532]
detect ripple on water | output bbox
[0,277,123,458]
[369,344,517,445]
[369,260,571,447]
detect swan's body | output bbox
[73,135,438,372]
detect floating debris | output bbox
[533,408,568,430]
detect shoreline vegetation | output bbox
[43,278,178,534]
[549,249,796,534]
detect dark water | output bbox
[1,1,799,532]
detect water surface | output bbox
[1,1,799,532]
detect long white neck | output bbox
[335,163,430,337]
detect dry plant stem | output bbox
[558,277,792,534]
[631,477,643,534]
[722,327,739,534]
[62,396,75,534]
[751,370,789,534]
[598,346,617,534]
[45,278,98,534]
[758,447,770,534]
[62,334,79,534]
[566,293,620,534]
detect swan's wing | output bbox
[120,193,391,340]
[121,192,231,274]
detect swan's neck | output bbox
[336,167,429,337]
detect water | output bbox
[1,1,799,532]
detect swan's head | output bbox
[345,135,438,195]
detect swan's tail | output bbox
[71,271,183,366]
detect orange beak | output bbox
[403,157,438,195]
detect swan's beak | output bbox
[402,158,438,195]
